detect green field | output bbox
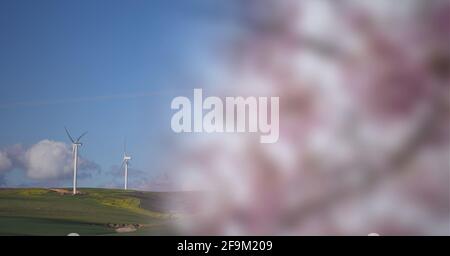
[0,188,181,236]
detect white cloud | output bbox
[0,151,12,173]
[23,140,73,179]
[0,140,100,183]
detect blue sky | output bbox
[0,0,238,188]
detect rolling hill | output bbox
[0,188,183,236]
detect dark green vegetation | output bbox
[0,188,181,236]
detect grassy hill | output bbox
[0,188,181,236]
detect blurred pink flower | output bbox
[171,0,450,235]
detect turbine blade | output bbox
[77,131,88,142]
[65,127,75,143]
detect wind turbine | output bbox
[65,127,87,195]
[121,141,132,190]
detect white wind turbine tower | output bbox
[122,141,132,190]
[65,127,87,195]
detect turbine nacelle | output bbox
[65,127,87,145]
